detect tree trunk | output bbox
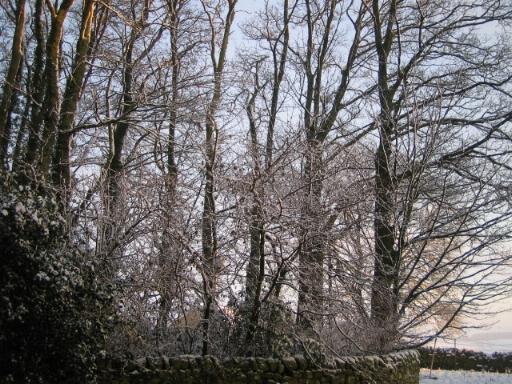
[369,0,400,352]
[99,0,150,279]
[0,0,26,168]
[242,0,290,351]
[297,138,325,331]
[52,0,96,204]
[156,0,181,348]
[39,0,75,178]
[200,0,237,355]
[100,34,135,268]
[370,119,399,351]
[24,0,46,169]
[11,65,31,172]
[201,111,218,355]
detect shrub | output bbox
[0,173,111,383]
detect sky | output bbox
[436,309,512,353]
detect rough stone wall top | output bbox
[98,350,420,384]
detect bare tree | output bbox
[156,0,207,351]
[51,0,96,204]
[237,0,294,352]
[97,0,154,273]
[2,0,511,361]
[199,0,237,356]
[39,0,76,176]
[23,0,47,169]
[367,0,512,352]
[291,0,368,332]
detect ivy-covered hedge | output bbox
[0,173,111,384]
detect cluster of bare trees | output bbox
[1,0,512,358]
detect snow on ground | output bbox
[420,368,512,383]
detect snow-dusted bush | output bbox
[0,173,111,383]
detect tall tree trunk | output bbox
[243,91,265,351]
[243,1,290,352]
[369,0,400,352]
[201,109,218,356]
[297,138,325,331]
[99,0,150,277]
[0,0,26,169]
[370,118,399,351]
[243,205,265,351]
[39,0,75,178]
[292,4,365,331]
[156,0,181,349]
[200,0,237,356]
[100,35,135,269]
[12,64,31,172]
[52,0,96,204]
[24,0,46,169]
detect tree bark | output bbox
[297,138,325,331]
[243,90,266,350]
[0,0,26,168]
[369,0,401,352]
[11,64,31,172]
[39,0,75,178]
[24,0,46,169]
[52,0,96,204]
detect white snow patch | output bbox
[15,202,26,215]
[35,271,51,282]
[420,369,512,384]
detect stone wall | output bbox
[98,350,419,384]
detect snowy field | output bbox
[420,368,512,383]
